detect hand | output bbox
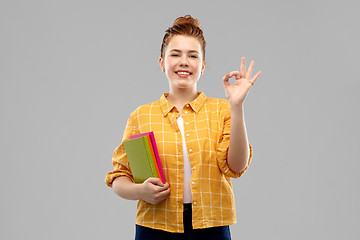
[139,178,170,205]
[222,56,262,107]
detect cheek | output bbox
[193,62,202,73]
[165,60,176,72]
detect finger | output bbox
[157,182,170,191]
[250,71,262,85]
[161,187,170,195]
[229,71,241,79]
[157,188,171,201]
[246,60,254,80]
[161,187,171,197]
[222,73,230,87]
[156,182,170,192]
[156,186,169,193]
[240,56,246,78]
[147,177,164,187]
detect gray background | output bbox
[1,0,359,239]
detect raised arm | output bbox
[222,56,261,173]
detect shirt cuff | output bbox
[105,171,134,187]
[217,143,253,178]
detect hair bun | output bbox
[161,14,206,60]
[173,15,202,29]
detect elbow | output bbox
[227,146,250,173]
[227,153,249,173]
[229,162,247,173]
[227,154,249,173]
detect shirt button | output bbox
[186,134,189,137]
[193,201,197,205]
[189,149,192,153]
[186,104,189,107]
[192,181,195,185]
[185,122,189,125]
[184,111,188,114]
[192,167,195,170]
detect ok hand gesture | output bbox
[222,56,262,107]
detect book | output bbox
[123,136,158,183]
[145,135,161,182]
[130,131,166,184]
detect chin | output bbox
[177,80,196,88]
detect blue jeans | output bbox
[135,203,231,240]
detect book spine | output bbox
[146,135,161,179]
[150,132,166,184]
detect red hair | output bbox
[160,15,206,60]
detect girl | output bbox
[105,15,261,240]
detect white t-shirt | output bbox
[176,116,193,204]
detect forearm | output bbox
[112,176,142,200]
[227,104,250,173]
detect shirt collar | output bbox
[159,91,207,117]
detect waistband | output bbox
[184,203,192,211]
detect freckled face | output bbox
[159,35,206,90]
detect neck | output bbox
[167,87,198,107]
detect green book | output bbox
[123,136,158,183]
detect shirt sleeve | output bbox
[216,101,253,178]
[105,109,139,187]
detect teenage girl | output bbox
[105,15,261,240]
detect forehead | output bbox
[166,35,202,53]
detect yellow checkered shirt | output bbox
[105,91,253,233]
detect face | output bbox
[159,35,206,90]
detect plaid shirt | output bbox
[105,92,252,233]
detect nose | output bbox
[179,56,189,67]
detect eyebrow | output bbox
[169,49,200,54]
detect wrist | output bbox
[135,182,144,200]
[230,103,244,114]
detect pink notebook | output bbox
[130,131,166,184]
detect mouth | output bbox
[175,70,192,78]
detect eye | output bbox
[171,54,180,57]
[190,55,198,59]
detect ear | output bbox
[201,60,206,75]
[159,57,165,72]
